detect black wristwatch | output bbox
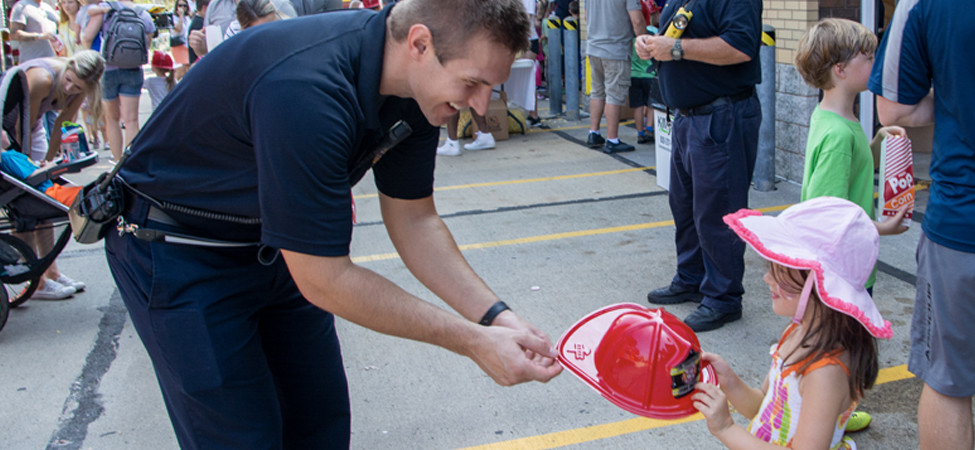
[670,38,684,61]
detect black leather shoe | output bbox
[683,305,742,332]
[603,140,635,153]
[586,133,606,149]
[647,282,702,305]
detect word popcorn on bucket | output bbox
[878,135,915,227]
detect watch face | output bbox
[671,45,682,60]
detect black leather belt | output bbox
[676,88,755,117]
[119,184,262,248]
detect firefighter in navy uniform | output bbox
[105,1,561,448]
[635,0,762,332]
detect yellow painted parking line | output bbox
[436,167,653,192]
[525,119,636,134]
[351,203,793,264]
[462,365,915,450]
[354,167,653,200]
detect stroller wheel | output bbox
[0,287,8,334]
[0,235,40,308]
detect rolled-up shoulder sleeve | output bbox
[869,0,930,105]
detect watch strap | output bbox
[478,301,511,326]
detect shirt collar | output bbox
[356,4,393,134]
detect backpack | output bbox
[100,2,149,69]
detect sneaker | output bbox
[604,140,635,154]
[31,279,76,300]
[465,132,496,151]
[845,411,872,432]
[56,274,86,292]
[637,132,653,144]
[437,139,461,156]
[586,132,606,149]
[527,116,542,128]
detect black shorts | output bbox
[628,77,654,108]
[530,38,539,55]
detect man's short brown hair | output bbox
[794,18,877,90]
[388,0,530,63]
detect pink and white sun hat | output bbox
[723,196,892,339]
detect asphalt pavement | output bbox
[0,95,934,449]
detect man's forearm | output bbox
[282,249,482,356]
[12,29,41,42]
[380,194,499,322]
[682,36,751,66]
[876,92,935,128]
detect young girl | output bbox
[693,196,893,449]
[145,51,176,112]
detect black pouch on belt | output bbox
[68,151,131,244]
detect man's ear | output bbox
[407,23,434,60]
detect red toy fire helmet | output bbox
[151,51,174,71]
[556,303,718,419]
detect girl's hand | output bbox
[701,351,735,382]
[875,204,910,236]
[693,382,735,436]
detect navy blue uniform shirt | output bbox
[120,7,439,257]
[656,0,762,109]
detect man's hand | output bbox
[188,28,208,56]
[492,309,560,366]
[467,320,562,386]
[635,34,676,61]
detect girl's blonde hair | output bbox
[56,50,105,125]
[769,262,879,399]
[794,18,877,90]
[59,0,79,23]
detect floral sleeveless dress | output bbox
[746,324,857,449]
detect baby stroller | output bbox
[0,67,98,333]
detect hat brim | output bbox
[724,209,893,338]
[556,303,717,419]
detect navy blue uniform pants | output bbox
[668,95,760,314]
[105,231,351,449]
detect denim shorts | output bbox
[102,68,145,100]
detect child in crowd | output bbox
[145,51,176,112]
[0,147,82,207]
[795,18,910,244]
[693,196,892,449]
[628,39,655,144]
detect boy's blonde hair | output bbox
[794,18,877,90]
